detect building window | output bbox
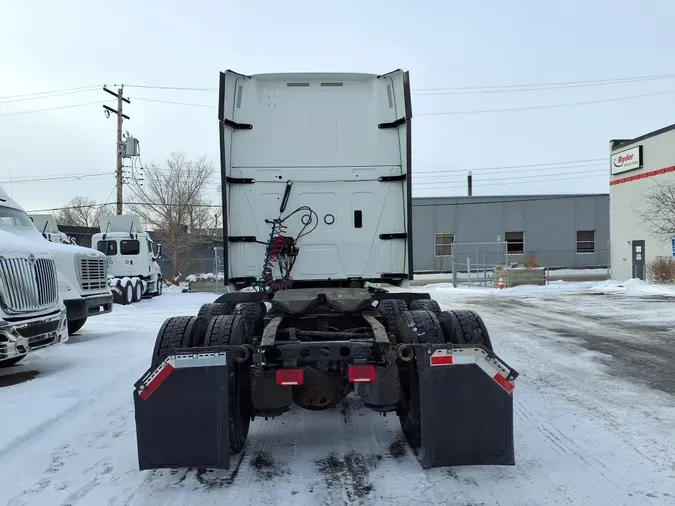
[435,233,454,257]
[577,230,595,253]
[505,231,524,254]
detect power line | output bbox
[412,162,606,179]
[125,72,675,95]
[0,85,101,102]
[26,201,222,213]
[413,171,609,189]
[0,101,110,117]
[28,192,607,215]
[413,169,608,187]
[0,87,100,104]
[410,194,607,206]
[0,172,114,185]
[413,73,675,93]
[5,85,675,118]
[129,97,214,108]
[416,90,675,116]
[126,84,216,92]
[127,91,675,116]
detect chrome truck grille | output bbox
[0,257,59,313]
[79,258,108,291]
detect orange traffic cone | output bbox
[498,275,504,290]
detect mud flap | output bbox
[416,347,516,469]
[133,348,231,470]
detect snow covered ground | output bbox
[1,281,674,505]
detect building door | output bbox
[632,240,646,280]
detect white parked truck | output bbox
[0,187,113,335]
[91,215,163,304]
[0,229,69,367]
[28,213,74,244]
[132,69,518,472]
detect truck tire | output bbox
[0,355,26,368]
[377,299,408,338]
[122,282,134,305]
[437,310,493,351]
[67,318,87,335]
[409,299,442,315]
[395,310,444,448]
[204,315,252,454]
[197,302,236,321]
[154,278,163,296]
[151,316,208,367]
[232,302,266,340]
[132,278,143,303]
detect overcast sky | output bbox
[1,0,675,214]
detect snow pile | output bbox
[590,278,675,296]
[185,272,225,283]
[421,280,599,298]
[163,284,187,293]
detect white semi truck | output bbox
[0,228,69,367]
[132,69,518,473]
[91,215,164,304]
[29,213,74,244]
[0,187,113,335]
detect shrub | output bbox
[523,254,540,268]
[647,256,675,284]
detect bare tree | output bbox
[56,196,113,227]
[637,181,675,242]
[127,152,215,277]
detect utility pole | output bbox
[103,86,130,215]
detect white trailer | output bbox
[91,215,164,304]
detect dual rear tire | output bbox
[111,277,144,305]
[150,301,266,455]
[376,298,494,449]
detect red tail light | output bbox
[430,354,453,366]
[275,368,303,386]
[348,364,376,383]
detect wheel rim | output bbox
[136,283,142,299]
[126,285,133,303]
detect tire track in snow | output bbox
[0,363,141,465]
[513,401,629,506]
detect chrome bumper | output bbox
[0,307,69,363]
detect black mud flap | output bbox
[133,347,232,470]
[416,346,517,469]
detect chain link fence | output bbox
[449,242,508,287]
[415,243,610,288]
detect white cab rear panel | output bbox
[219,70,413,289]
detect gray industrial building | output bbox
[412,193,609,273]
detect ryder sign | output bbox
[611,145,642,175]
